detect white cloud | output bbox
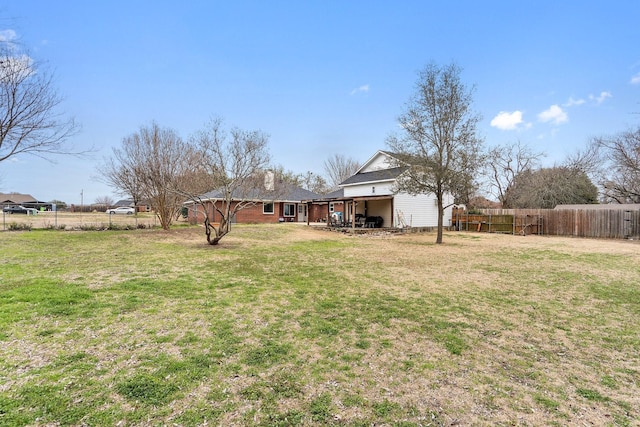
[0,29,17,42]
[589,91,612,104]
[631,73,640,85]
[564,97,586,107]
[350,84,369,95]
[538,104,568,125]
[490,110,524,130]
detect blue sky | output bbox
[1,1,639,205]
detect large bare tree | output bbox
[387,62,483,244]
[180,118,272,245]
[592,127,640,203]
[0,38,79,163]
[486,141,544,208]
[323,154,361,189]
[102,122,193,230]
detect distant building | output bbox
[0,192,53,211]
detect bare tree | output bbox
[269,167,328,195]
[323,154,361,189]
[563,139,601,176]
[592,127,640,203]
[180,118,272,245]
[97,156,145,216]
[102,122,193,230]
[299,171,328,194]
[387,62,483,244]
[0,37,80,163]
[486,141,544,208]
[94,195,115,211]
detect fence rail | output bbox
[453,208,640,239]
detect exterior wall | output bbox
[307,202,345,223]
[361,152,393,172]
[308,203,328,222]
[188,200,305,224]
[393,192,454,227]
[234,202,280,223]
[343,181,394,198]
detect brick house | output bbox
[186,183,321,224]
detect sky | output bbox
[1,1,639,205]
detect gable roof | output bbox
[353,150,402,174]
[340,166,407,186]
[0,193,39,204]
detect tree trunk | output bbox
[205,212,229,246]
[436,192,444,244]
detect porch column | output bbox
[390,197,394,228]
[351,200,356,228]
[326,203,330,226]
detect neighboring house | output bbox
[186,183,321,224]
[305,150,455,228]
[0,192,52,210]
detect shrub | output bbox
[8,222,31,231]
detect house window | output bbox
[284,203,295,217]
[263,202,274,214]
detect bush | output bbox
[8,222,31,231]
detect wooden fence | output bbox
[453,212,543,235]
[453,208,640,239]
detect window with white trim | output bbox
[283,203,295,217]
[263,202,274,214]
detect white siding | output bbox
[394,193,454,227]
[344,181,394,198]
[361,152,393,172]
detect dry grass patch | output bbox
[0,224,638,426]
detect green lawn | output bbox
[0,225,638,426]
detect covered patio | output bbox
[305,194,396,229]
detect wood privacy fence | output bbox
[452,208,640,239]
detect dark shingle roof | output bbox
[0,193,38,204]
[200,183,321,202]
[324,188,344,198]
[339,166,407,186]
